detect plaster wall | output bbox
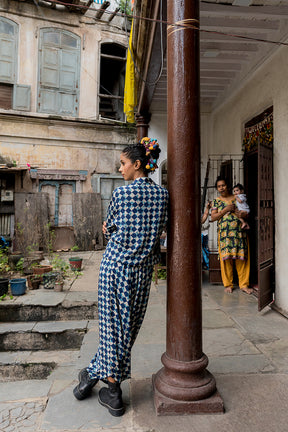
[0,116,134,192]
[0,4,127,119]
[148,113,167,185]
[209,46,288,314]
[0,4,135,191]
[149,112,209,187]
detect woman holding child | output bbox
[210,176,252,295]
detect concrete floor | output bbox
[0,251,288,431]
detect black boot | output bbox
[98,381,125,417]
[73,368,98,400]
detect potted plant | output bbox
[27,275,42,290]
[54,274,64,292]
[69,246,83,271]
[69,257,83,271]
[33,264,53,276]
[42,271,60,290]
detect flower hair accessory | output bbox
[140,137,159,172]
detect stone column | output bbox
[153,0,223,415]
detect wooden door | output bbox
[257,141,275,311]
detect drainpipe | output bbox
[153,0,224,414]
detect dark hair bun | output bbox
[122,138,161,174]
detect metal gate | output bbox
[258,141,275,310]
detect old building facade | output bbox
[0,0,136,251]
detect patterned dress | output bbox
[212,197,248,261]
[87,177,169,383]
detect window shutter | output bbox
[59,92,76,116]
[38,29,80,116]
[0,37,16,83]
[13,85,31,111]
[60,49,78,91]
[38,88,58,113]
[40,47,60,88]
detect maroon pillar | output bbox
[135,112,151,141]
[153,0,224,415]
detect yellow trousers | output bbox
[219,240,250,289]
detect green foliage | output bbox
[51,254,70,276]
[0,248,10,274]
[152,268,167,281]
[15,257,24,273]
[71,245,80,252]
[0,293,13,301]
[117,0,132,17]
[15,222,39,257]
[43,222,55,256]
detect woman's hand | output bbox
[211,203,235,222]
[102,221,107,234]
[235,210,248,219]
[225,204,236,213]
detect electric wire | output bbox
[42,0,288,48]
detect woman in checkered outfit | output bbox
[73,138,168,417]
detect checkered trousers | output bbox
[87,257,153,383]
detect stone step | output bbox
[0,348,81,382]
[0,320,89,351]
[0,301,98,322]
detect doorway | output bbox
[243,107,275,310]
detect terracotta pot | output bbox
[33,265,53,275]
[54,281,64,292]
[27,276,42,290]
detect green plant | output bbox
[71,245,80,252]
[15,257,24,273]
[0,248,10,274]
[117,0,132,18]
[42,222,55,256]
[15,222,40,257]
[152,268,167,281]
[0,293,13,301]
[51,254,70,277]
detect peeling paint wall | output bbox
[0,1,136,248]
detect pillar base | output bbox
[153,374,224,416]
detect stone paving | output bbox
[0,251,288,431]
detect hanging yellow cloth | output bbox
[124,20,136,123]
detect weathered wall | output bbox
[0,2,136,250]
[0,115,135,192]
[0,2,135,180]
[0,2,128,119]
[207,46,288,314]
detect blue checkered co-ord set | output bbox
[87,177,169,383]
